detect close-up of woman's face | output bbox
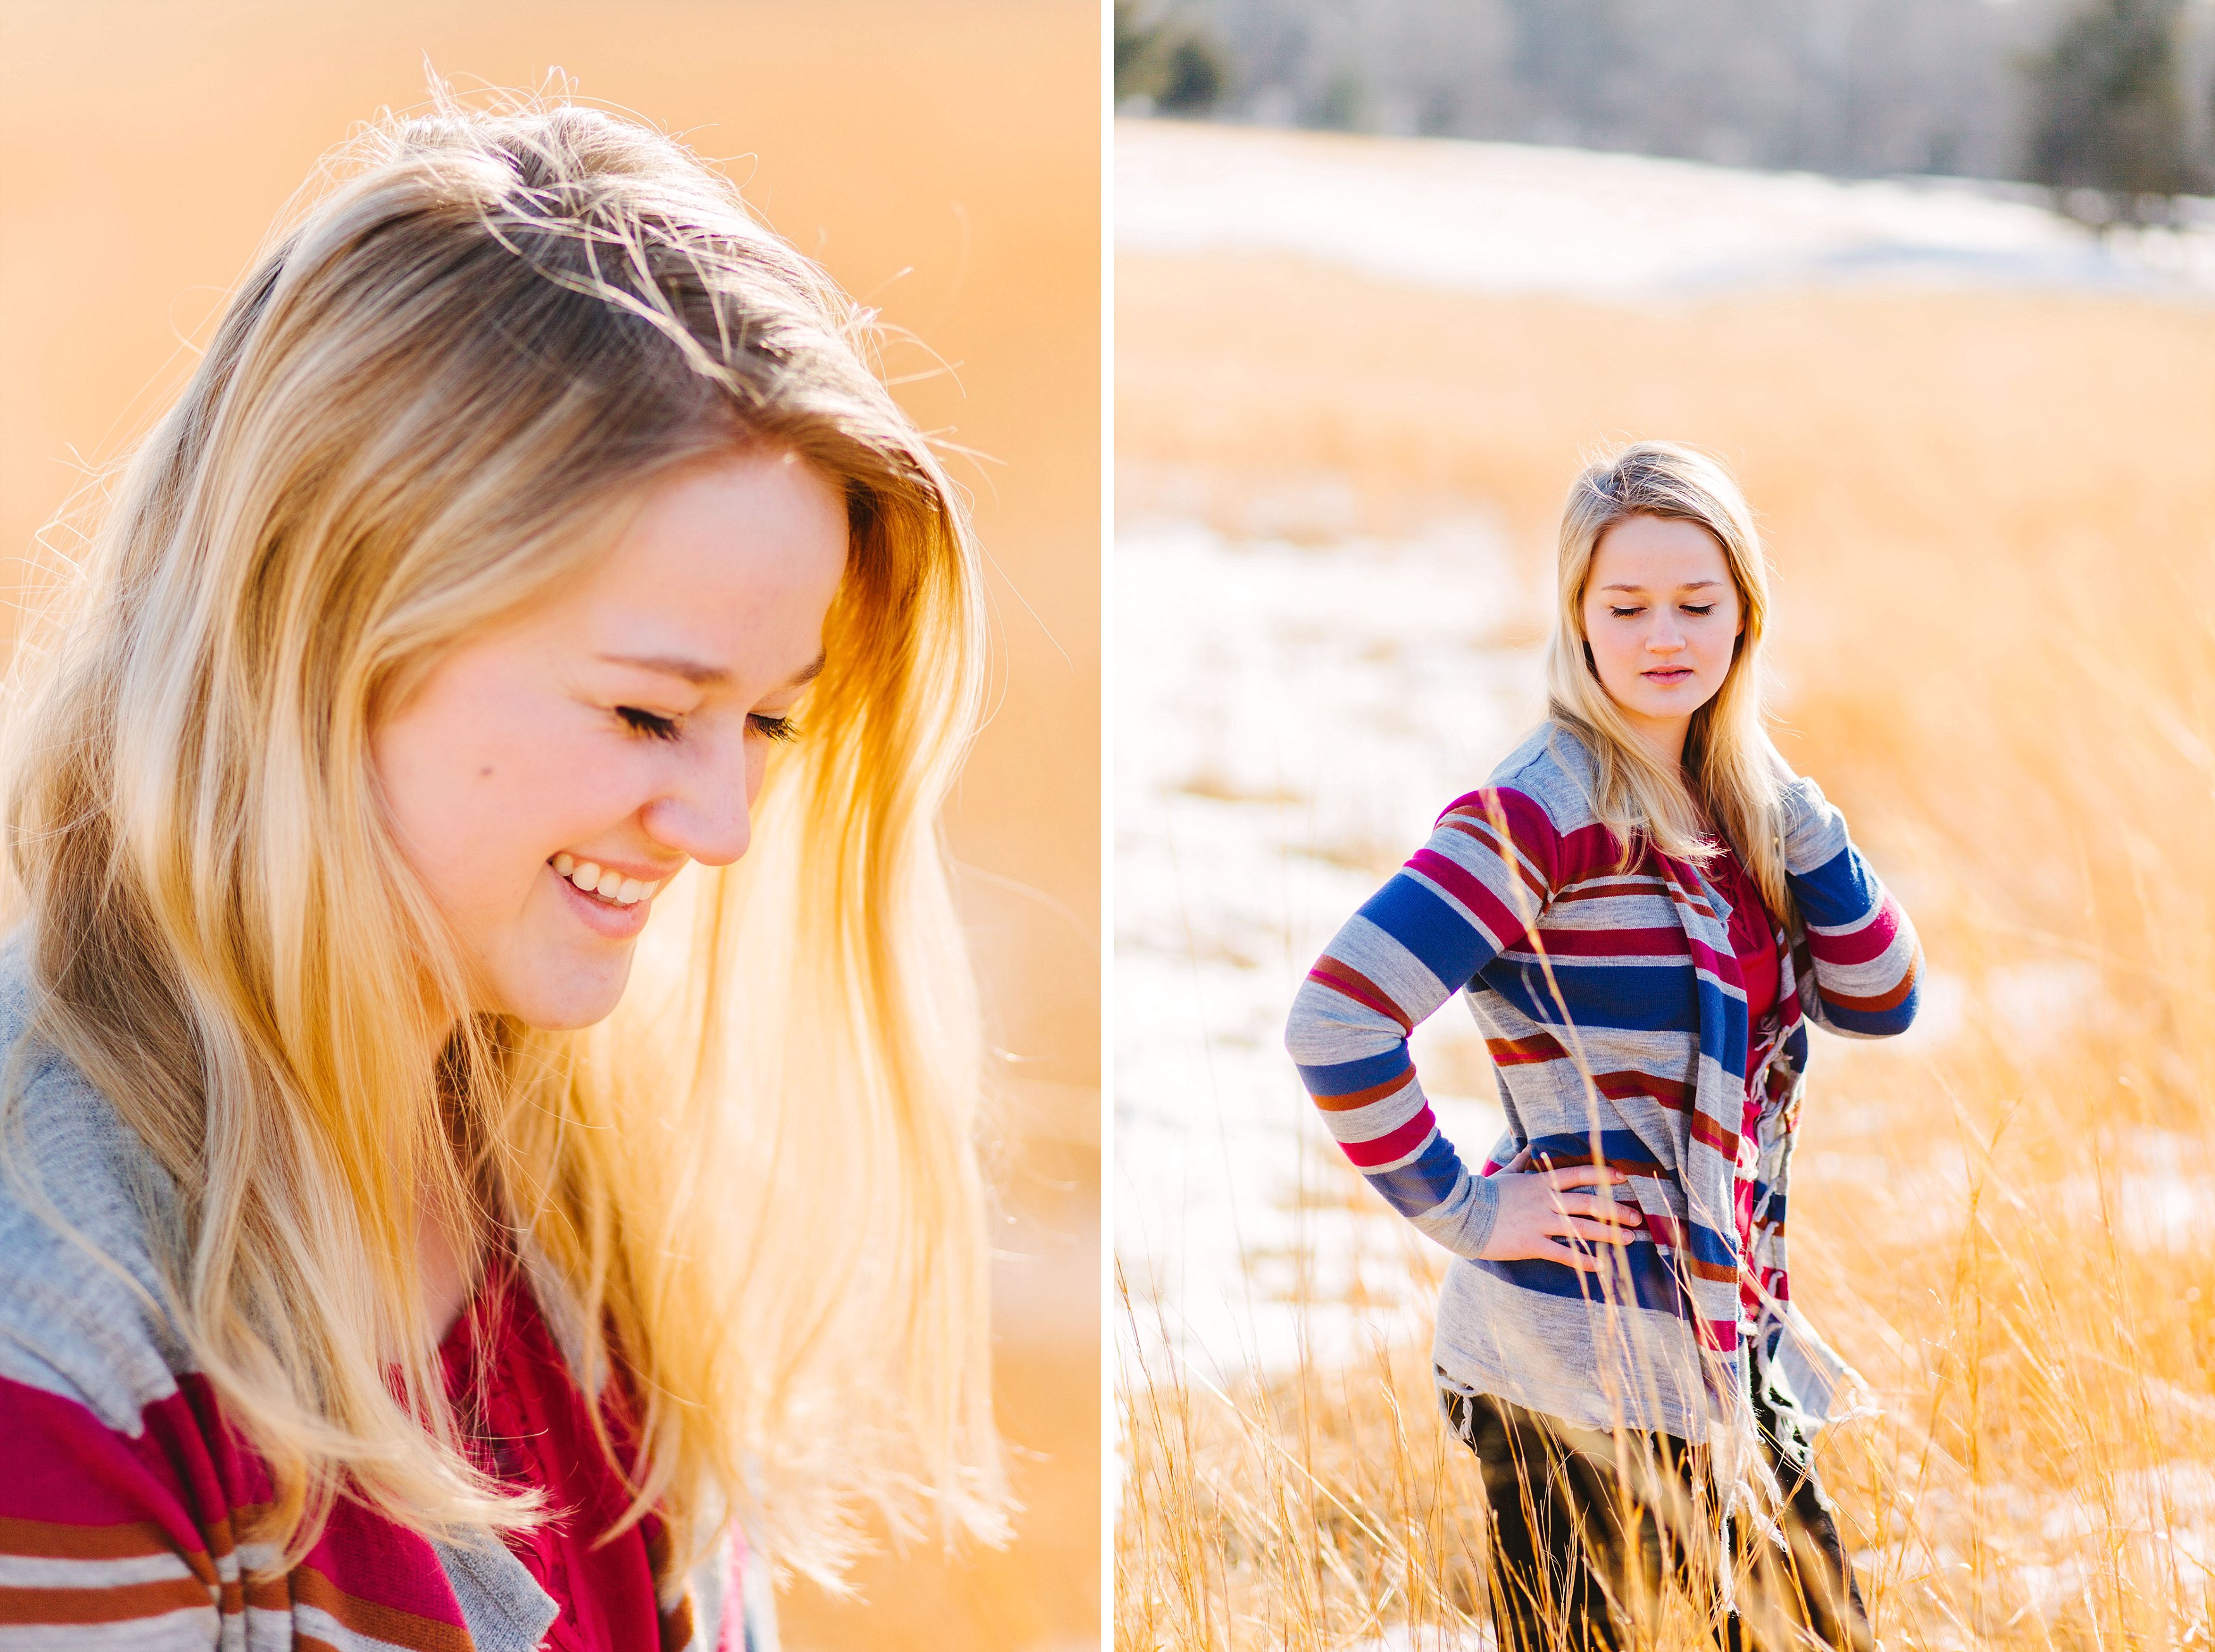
[370,446,847,1030]
[1578,511,1745,744]
[1,18,1106,1650]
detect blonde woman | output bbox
[1287,443,1920,1650]
[0,100,1004,1647]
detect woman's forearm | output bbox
[1287,791,1556,1257]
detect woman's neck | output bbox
[418,1197,476,1345]
[1622,707,1692,769]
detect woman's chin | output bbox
[486,948,635,1031]
[1610,679,1718,726]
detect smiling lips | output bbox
[550,853,664,908]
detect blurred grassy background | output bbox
[1116,142,2215,1646]
[0,5,1099,1648]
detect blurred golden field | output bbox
[0,5,1098,1648]
[1116,184,2215,1644]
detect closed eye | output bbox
[616,706,682,741]
[749,713,801,744]
[1608,606,1644,619]
[1683,604,1717,616]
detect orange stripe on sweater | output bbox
[0,1576,214,1626]
[289,1567,474,1652]
[0,1513,182,1562]
[1821,968,1918,1013]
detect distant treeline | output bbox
[1116,0,2215,217]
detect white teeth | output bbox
[554,857,664,906]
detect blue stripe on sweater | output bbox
[1819,985,1919,1037]
[1707,977,1749,1080]
[1520,1130,1669,1172]
[1477,957,1692,1032]
[1474,1241,1690,1313]
[1369,1134,1466,1215]
[1359,873,1498,993]
[1294,1047,1412,1096]
[1788,842,1881,929]
[1682,1218,1740,1270]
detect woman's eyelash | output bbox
[617,706,801,743]
[1683,604,1716,616]
[616,706,682,741]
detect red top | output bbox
[1707,839,1780,1035]
[1707,839,1782,1318]
[439,1260,664,1652]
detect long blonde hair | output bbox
[0,94,1003,1575]
[1544,441,1794,922]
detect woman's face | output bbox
[1578,513,1744,760]
[371,447,847,1030]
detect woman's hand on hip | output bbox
[1476,1147,1643,1273]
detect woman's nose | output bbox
[646,746,758,867]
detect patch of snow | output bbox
[1116,513,1535,1372]
[1118,120,2215,302]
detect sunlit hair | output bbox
[0,92,1004,1576]
[1543,440,1794,922]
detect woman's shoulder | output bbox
[1437,720,1605,835]
[0,934,195,1434]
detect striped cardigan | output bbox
[0,940,770,1651]
[1285,723,1921,1446]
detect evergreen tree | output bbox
[1117,1,1230,115]
[1161,35,1229,114]
[2026,0,2201,220]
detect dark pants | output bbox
[1440,1380,1873,1652]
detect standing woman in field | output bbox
[1286,443,1920,1651]
[0,99,1005,1647]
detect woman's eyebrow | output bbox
[1598,580,1724,593]
[598,653,731,685]
[596,651,827,689]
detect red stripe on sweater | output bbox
[1306,956,1412,1032]
[1406,848,1533,951]
[1516,925,1690,959]
[1436,816,1550,907]
[1342,1106,1437,1168]
[1805,897,1904,967]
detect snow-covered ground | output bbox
[1114,514,1540,1373]
[1118,118,2215,301]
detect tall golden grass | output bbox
[1117,252,2215,1649]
